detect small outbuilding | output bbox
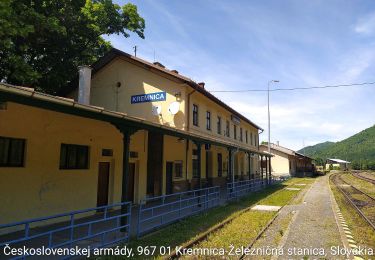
[325,158,351,171]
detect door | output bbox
[147,132,163,196]
[166,162,174,195]
[127,163,136,202]
[97,162,110,208]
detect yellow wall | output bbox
[259,146,291,176]
[0,102,157,227]
[88,57,260,152]
[90,58,187,130]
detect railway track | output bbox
[352,171,375,185]
[330,173,375,230]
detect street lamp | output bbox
[268,80,279,155]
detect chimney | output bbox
[153,61,165,68]
[198,82,205,89]
[78,65,92,105]
[277,141,280,146]
[171,69,179,74]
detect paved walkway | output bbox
[279,175,343,259]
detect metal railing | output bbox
[227,179,267,200]
[137,186,220,237]
[0,202,131,259]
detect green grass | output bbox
[341,173,375,197]
[193,188,302,255]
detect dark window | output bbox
[217,153,223,177]
[234,125,237,140]
[226,120,230,137]
[0,136,25,167]
[60,144,89,169]
[217,116,221,134]
[240,128,243,142]
[251,133,253,145]
[193,104,199,126]
[102,149,113,157]
[130,151,138,158]
[174,161,183,178]
[206,111,211,130]
[245,131,248,144]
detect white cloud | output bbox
[354,12,375,35]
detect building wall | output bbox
[259,146,291,176]
[0,102,126,225]
[87,57,260,152]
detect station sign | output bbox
[131,91,166,104]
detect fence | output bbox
[137,186,220,237]
[0,202,131,259]
[227,179,271,200]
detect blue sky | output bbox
[106,0,375,150]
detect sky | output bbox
[105,0,375,150]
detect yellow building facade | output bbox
[0,48,269,227]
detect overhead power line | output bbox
[208,81,375,93]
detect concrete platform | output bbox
[286,187,301,191]
[251,205,281,211]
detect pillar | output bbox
[260,155,264,182]
[268,156,272,184]
[117,126,137,230]
[194,141,202,189]
[228,148,233,182]
[248,152,252,179]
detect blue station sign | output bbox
[131,91,166,104]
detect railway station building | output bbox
[0,48,271,227]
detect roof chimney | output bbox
[277,141,279,146]
[171,69,179,74]
[78,65,92,105]
[198,82,205,89]
[153,62,165,68]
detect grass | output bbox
[341,173,375,197]
[330,178,375,259]
[192,185,304,257]
[97,177,312,259]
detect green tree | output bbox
[314,157,324,166]
[0,0,145,94]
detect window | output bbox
[193,104,199,126]
[206,111,211,130]
[245,131,248,144]
[251,133,253,145]
[240,128,243,142]
[226,120,230,137]
[0,136,25,167]
[60,144,89,169]
[234,125,237,140]
[192,149,199,178]
[217,116,221,134]
[174,161,183,178]
[217,153,223,177]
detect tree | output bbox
[0,0,145,94]
[314,157,324,166]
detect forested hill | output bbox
[297,125,375,169]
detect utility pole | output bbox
[267,80,279,154]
